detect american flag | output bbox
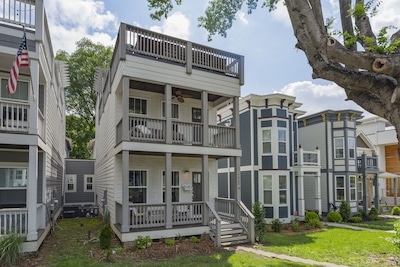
[7,31,29,94]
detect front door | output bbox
[192,172,202,201]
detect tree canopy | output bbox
[148,0,400,155]
[56,38,113,159]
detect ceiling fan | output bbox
[173,90,192,103]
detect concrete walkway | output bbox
[227,221,397,266]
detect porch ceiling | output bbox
[127,150,227,159]
[129,80,227,103]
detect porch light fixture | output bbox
[183,168,189,174]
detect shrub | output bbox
[339,199,351,222]
[190,236,200,243]
[327,211,342,222]
[271,219,283,232]
[305,211,322,229]
[392,206,400,216]
[135,236,152,249]
[164,239,175,246]
[0,231,25,266]
[368,207,379,220]
[349,216,362,223]
[290,219,300,232]
[99,224,112,249]
[252,201,267,239]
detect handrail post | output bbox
[186,41,192,74]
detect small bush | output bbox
[339,199,351,222]
[99,224,112,249]
[349,216,362,223]
[135,235,152,249]
[0,231,25,266]
[392,206,400,216]
[190,236,200,243]
[305,211,322,229]
[369,207,379,220]
[290,219,300,232]
[164,239,175,246]
[252,201,267,239]
[327,211,342,222]
[271,219,283,232]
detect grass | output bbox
[28,217,399,266]
[344,217,398,230]
[260,227,397,266]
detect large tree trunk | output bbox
[285,0,400,157]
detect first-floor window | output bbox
[66,175,76,192]
[163,171,180,202]
[0,168,28,187]
[129,170,147,203]
[84,175,94,192]
[335,176,345,201]
[279,175,287,204]
[263,175,272,205]
[357,176,363,201]
[350,176,357,201]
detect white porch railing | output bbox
[0,0,35,28]
[294,148,320,166]
[206,201,222,247]
[129,116,236,148]
[128,202,204,229]
[0,208,28,236]
[0,101,29,132]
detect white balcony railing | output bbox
[0,101,29,132]
[0,0,36,28]
[0,208,28,236]
[294,148,320,166]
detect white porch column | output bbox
[28,59,39,135]
[27,145,38,241]
[121,150,130,232]
[297,173,305,217]
[202,155,209,226]
[202,91,208,146]
[165,153,172,228]
[315,173,322,215]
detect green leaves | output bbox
[147,0,182,20]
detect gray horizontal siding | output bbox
[65,159,95,204]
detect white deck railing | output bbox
[0,0,35,28]
[0,208,28,236]
[0,101,29,132]
[294,148,320,166]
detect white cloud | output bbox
[270,1,291,27]
[372,0,400,36]
[237,11,248,25]
[44,0,118,53]
[150,12,191,40]
[276,81,371,117]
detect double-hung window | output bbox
[163,171,180,202]
[129,170,147,203]
[262,130,271,153]
[334,138,344,158]
[335,176,345,201]
[348,138,355,158]
[129,98,147,115]
[84,175,94,192]
[66,175,77,192]
[279,175,287,204]
[350,176,356,201]
[278,130,286,153]
[263,175,272,205]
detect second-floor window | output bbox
[129,98,147,115]
[262,129,271,153]
[263,175,272,205]
[1,80,28,101]
[129,170,147,203]
[348,138,355,158]
[162,102,179,118]
[278,130,286,153]
[334,138,344,158]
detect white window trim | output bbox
[334,137,345,159]
[348,137,356,159]
[262,129,272,154]
[129,97,148,115]
[278,129,287,154]
[66,174,77,192]
[129,170,148,203]
[335,175,346,201]
[84,175,94,192]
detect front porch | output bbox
[113,198,254,247]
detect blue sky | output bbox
[43,0,400,118]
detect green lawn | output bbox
[345,217,398,230]
[259,227,397,267]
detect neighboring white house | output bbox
[0,0,69,252]
[92,23,253,247]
